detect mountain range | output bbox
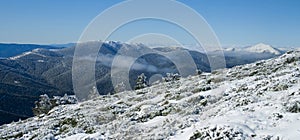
[0,43,61,58]
[0,42,288,125]
[0,48,299,139]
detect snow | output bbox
[9,51,33,60]
[170,126,196,140]
[1,50,300,139]
[49,49,61,52]
[222,43,286,55]
[140,116,166,127]
[64,132,105,140]
[245,43,281,55]
[9,50,46,60]
[224,47,236,52]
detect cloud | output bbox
[76,54,159,73]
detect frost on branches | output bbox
[33,94,77,116]
[135,73,148,90]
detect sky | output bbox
[0,0,299,47]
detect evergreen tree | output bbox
[135,73,148,90]
[32,94,52,115]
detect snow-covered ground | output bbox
[1,51,300,140]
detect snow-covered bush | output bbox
[162,73,181,82]
[53,94,77,105]
[285,100,300,113]
[33,94,77,116]
[285,56,298,64]
[235,98,253,107]
[114,82,126,93]
[192,86,212,93]
[189,125,252,140]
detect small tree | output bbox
[33,94,77,116]
[135,73,148,90]
[33,94,52,115]
[196,69,202,75]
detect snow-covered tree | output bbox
[33,94,77,116]
[135,73,148,90]
[33,94,52,115]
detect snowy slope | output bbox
[8,49,47,60]
[244,43,282,55]
[1,51,300,140]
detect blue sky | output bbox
[0,0,299,47]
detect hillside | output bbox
[0,43,60,58]
[0,41,209,125]
[1,50,300,139]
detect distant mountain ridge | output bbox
[49,43,76,48]
[0,43,61,58]
[223,43,285,55]
[0,41,288,125]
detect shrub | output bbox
[33,94,77,116]
[162,73,181,82]
[286,100,300,113]
[59,118,78,127]
[196,69,202,75]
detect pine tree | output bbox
[135,73,148,90]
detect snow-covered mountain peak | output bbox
[245,43,282,55]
